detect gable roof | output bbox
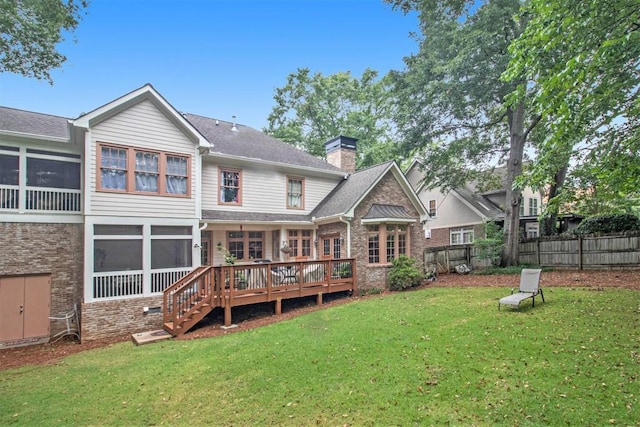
[453,185,505,221]
[184,113,345,175]
[406,158,506,220]
[312,161,428,222]
[0,106,69,142]
[72,84,209,148]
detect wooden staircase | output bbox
[163,265,217,336]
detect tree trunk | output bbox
[542,163,569,236]
[502,103,526,266]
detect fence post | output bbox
[578,235,583,270]
[536,239,541,266]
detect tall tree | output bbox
[504,0,640,216]
[387,0,541,266]
[265,67,398,169]
[0,0,88,83]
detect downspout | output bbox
[199,222,208,231]
[339,216,352,258]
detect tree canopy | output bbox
[265,67,399,169]
[387,0,541,265]
[504,0,640,216]
[0,0,88,83]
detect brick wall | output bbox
[81,295,165,341]
[424,223,486,248]
[0,222,83,336]
[351,172,429,292]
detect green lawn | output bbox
[1,286,638,426]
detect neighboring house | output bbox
[0,84,428,345]
[405,159,543,248]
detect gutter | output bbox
[339,216,352,258]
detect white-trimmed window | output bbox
[219,167,241,204]
[525,222,539,238]
[98,143,190,196]
[91,224,194,300]
[450,228,474,245]
[94,225,143,273]
[428,199,437,217]
[150,226,193,269]
[529,198,539,216]
[287,176,304,209]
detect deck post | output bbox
[275,297,282,315]
[317,292,323,306]
[224,296,232,327]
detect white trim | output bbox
[73,84,210,149]
[84,216,199,302]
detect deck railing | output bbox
[0,184,81,213]
[163,258,356,334]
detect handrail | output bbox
[163,259,356,334]
[163,265,212,325]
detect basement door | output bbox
[0,275,51,347]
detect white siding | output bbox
[420,188,483,229]
[87,100,198,218]
[405,164,424,191]
[201,161,340,214]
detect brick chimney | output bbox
[324,135,357,174]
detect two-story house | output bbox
[405,159,543,248]
[0,84,428,346]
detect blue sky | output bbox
[0,0,418,130]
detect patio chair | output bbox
[498,269,544,311]
[49,303,80,342]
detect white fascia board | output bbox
[203,219,315,226]
[0,129,69,144]
[312,214,353,225]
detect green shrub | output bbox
[473,221,504,266]
[573,213,640,235]
[387,255,424,291]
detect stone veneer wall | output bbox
[0,222,83,336]
[81,295,164,341]
[350,172,429,292]
[424,223,486,248]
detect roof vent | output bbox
[231,115,238,132]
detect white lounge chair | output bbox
[499,269,545,311]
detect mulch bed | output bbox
[1,269,638,371]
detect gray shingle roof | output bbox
[455,184,505,220]
[0,106,69,140]
[202,210,312,223]
[183,113,344,173]
[311,161,394,219]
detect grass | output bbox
[1,286,639,426]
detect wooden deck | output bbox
[162,259,356,336]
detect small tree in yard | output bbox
[474,221,505,266]
[388,255,424,291]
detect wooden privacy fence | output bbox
[425,232,640,272]
[519,232,640,270]
[424,245,493,273]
